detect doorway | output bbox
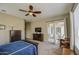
[48,20,65,46]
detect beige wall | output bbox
[0,12,25,45]
[0,30,9,45]
[70,11,74,50]
[25,22,32,39]
[66,13,71,38]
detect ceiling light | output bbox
[29,12,33,15]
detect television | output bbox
[35,27,41,32]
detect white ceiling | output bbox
[0,3,73,21]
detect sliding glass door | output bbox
[48,23,55,43]
[48,20,65,45]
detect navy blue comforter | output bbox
[0,41,37,55]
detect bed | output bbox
[0,41,38,55]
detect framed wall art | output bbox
[0,24,5,30]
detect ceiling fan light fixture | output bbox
[19,5,41,17]
[29,12,33,15]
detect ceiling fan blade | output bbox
[33,11,41,14]
[29,5,33,10]
[25,13,29,16]
[32,14,36,17]
[19,9,27,12]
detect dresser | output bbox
[10,30,21,42]
[33,33,43,41]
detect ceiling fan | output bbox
[19,5,41,17]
